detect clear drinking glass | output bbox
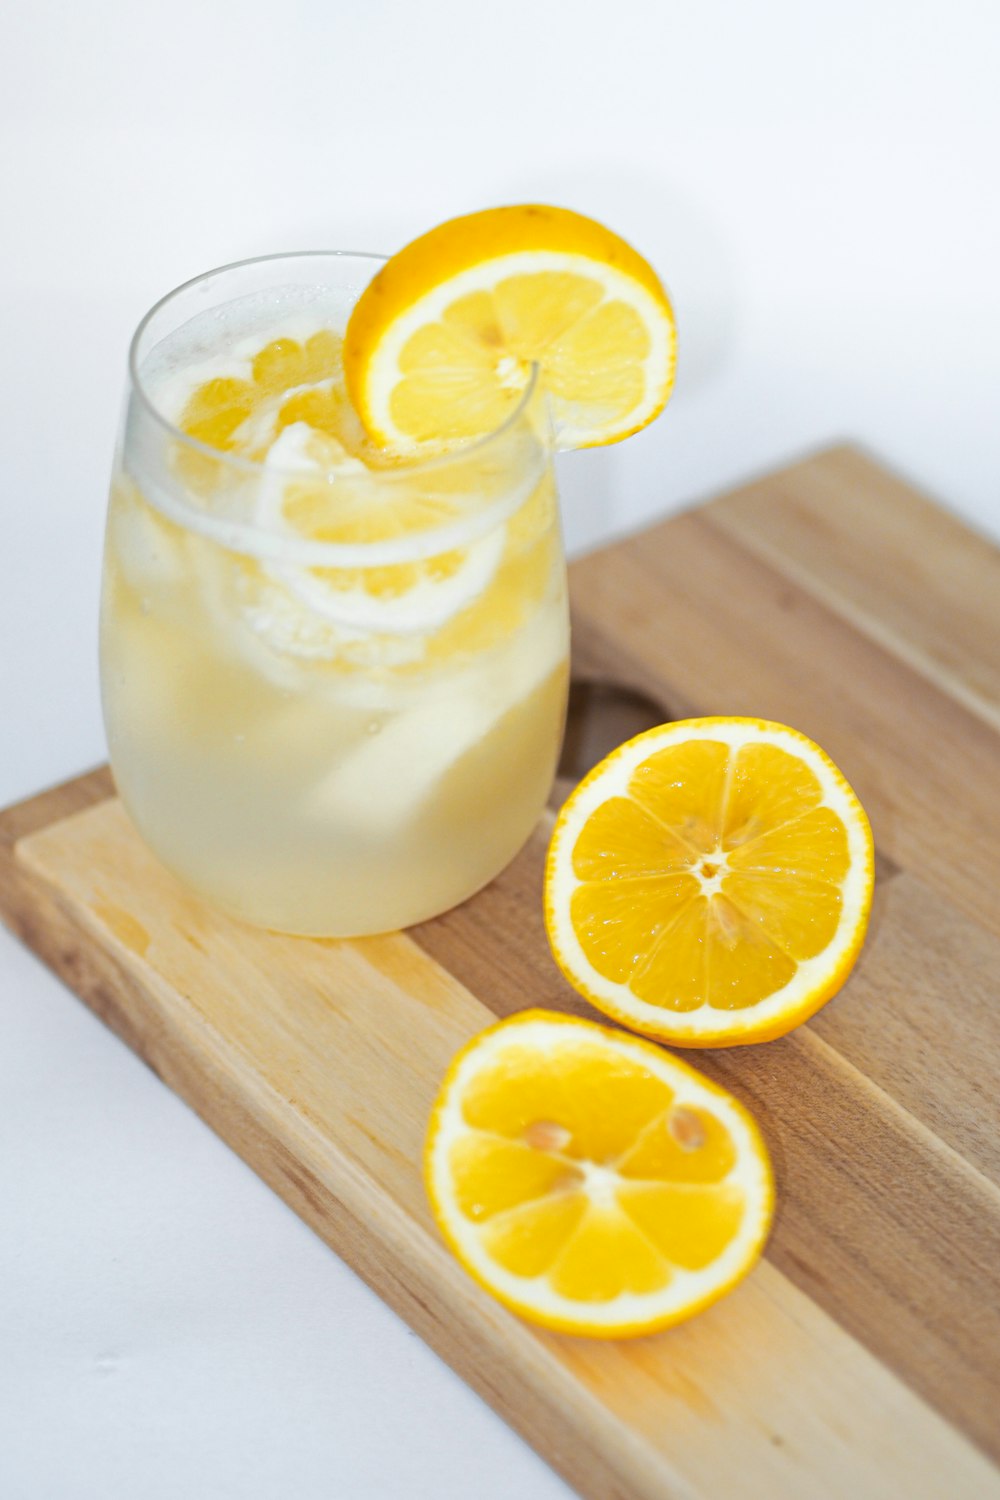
[100,253,569,936]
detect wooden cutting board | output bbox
[2,445,999,1499]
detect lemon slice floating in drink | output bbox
[343,204,677,451]
[424,1011,773,1337]
[175,337,526,645]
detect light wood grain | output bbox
[570,513,1000,942]
[5,794,996,1500]
[414,819,1000,1461]
[3,446,1000,1499]
[705,445,1000,730]
[809,870,1000,1185]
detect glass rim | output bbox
[127,248,544,484]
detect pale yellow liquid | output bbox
[101,319,569,934]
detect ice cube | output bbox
[307,600,567,832]
[109,484,186,593]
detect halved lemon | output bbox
[424,1010,773,1337]
[545,719,874,1047]
[343,204,676,452]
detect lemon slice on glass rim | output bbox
[343,204,677,451]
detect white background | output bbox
[1,2,998,1496]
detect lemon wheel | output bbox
[545,718,874,1047]
[343,204,676,452]
[424,1011,773,1336]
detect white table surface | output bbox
[3,2,999,1496]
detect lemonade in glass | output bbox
[100,252,569,936]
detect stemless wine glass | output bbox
[100,253,569,936]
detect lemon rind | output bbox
[544,718,875,1048]
[424,1011,774,1336]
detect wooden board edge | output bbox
[7,775,1000,1497]
[0,765,114,852]
[0,793,687,1500]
